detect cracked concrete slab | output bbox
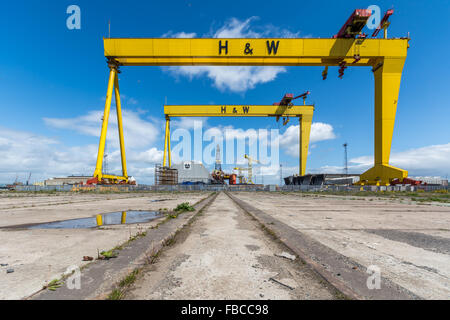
[230,192,450,299]
[0,192,210,300]
[126,192,337,300]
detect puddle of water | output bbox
[29,211,162,229]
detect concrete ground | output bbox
[126,192,337,300]
[1,190,449,300]
[232,192,450,299]
[0,192,209,300]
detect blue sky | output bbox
[0,0,449,184]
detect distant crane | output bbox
[26,173,32,186]
[273,91,311,125]
[343,143,348,176]
[233,167,248,184]
[215,144,222,171]
[244,154,261,184]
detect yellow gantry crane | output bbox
[96,9,410,185]
[163,104,314,177]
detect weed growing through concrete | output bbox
[100,250,118,259]
[96,193,217,300]
[119,269,139,287]
[175,202,195,213]
[108,288,123,300]
[46,279,62,291]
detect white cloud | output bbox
[43,109,160,149]
[161,31,197,38]
[222,127,259,141]
[127,97,138,105]
[0,107,165,184]
[164,17,301,92]
[278,122,336,156]
[0,127,98,183]
[129,147,163,164]
[171,117,208,130]
[169,65,286,93]
[312,143,450,177]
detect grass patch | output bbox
[119,269,139,287]
[126,230,147,243]
[107,269,140,300]
[163,234,177,247]
[103,193,217,300]
[166,213,179,220]
[46,279,62,291]
[412,197,450,203]
[108,288,124,300]
[174,202,195,213]
[334,290,350,300]
[163,202,195,220]
[100,250,118,259]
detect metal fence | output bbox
[12,184,448,193]
[14,185,74,192]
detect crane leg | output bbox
[168,119,172,167]
[359,58,408,185]
[94,67,116,181]
[163,118,169,167]
[299,115,313,176]
[114,74,128,181]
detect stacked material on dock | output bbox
[155,165,178,185]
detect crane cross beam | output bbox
[164,105,314,117]
[104,38,407,67]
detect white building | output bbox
[171,161,211,184]
[44,176,92,186]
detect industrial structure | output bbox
[210,145,237,185]
[215,145,222,172]
[44,176,93,186]
[284,174,360,186]
[243,154,260,185]
[172,161,211,185]
[94,8,410,186]
[154,165,178,185]
[162,103,314,177]
[233,167,248,184]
